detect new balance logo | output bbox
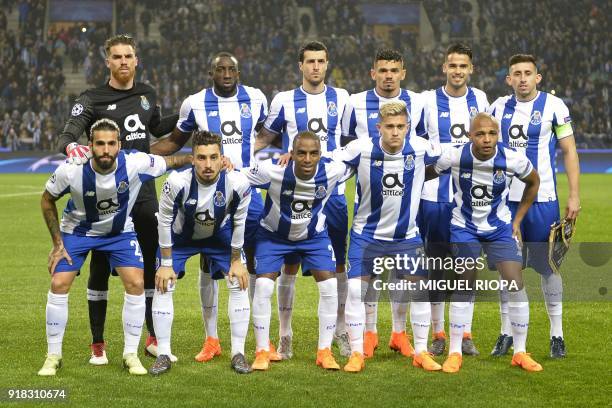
[296,107,306,114]
[282,189,293,196]
[504,113,513,119]
[373,160,382,167]
[107,104,116,110]
[85,191,95,196]
[368,113,378,119]
[208,111,218,117]
[186,199,197,205]
[439,112,450,118]
[460,172,471,179]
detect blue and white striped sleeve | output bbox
[176,96,197,133]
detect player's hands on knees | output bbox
[229,261,249,290]
[221,155,235,171]
[565,195,581,221]
[155,266,177,293]
[65,142,91,165]
[48,244,72,275]
[277,152,291,167]
[511,222,523,244]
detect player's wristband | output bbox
[160,258,173,267]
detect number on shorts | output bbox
[130,240,142,258]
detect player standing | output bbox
[150,131,252,375]
[56,34,178,364]
[341,48,427,358]
[419,43,489,356]
[245,131,354,371]
[39,119,189,376]
[489,54,580,358]
[146,52,271,362]
[426,112,543,372]
[254,41,351,358]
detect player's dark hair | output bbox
[90,118,120,141]
[292,131,320,151]
[374,48,404,67]
[210,51,239,70]
[509,54,538,69]
[298,41,328,62]
[192,130,222,152]
[104,34,136,56]
[446,43,472,60]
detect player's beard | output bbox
[93,154,117,171]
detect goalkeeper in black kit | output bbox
[56,34,179,365]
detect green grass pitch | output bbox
[0,173,610,407]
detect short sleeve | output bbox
[341,98,357,137]
[241,159,273,188]
[257,90,268,124]
[552,98,573,139]
[131,152,167,180]
[433,145,454,174]
[332,139,362,168]
[263,94,285,134]
[45,163,72,198]
[510,150,534,180]
[176,96,196,133]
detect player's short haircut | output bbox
[104,34,136,56]
[90,118,120,141]
[210,51,239,70]
[373,48,403,67]
[292,131,321,151]
[298,41,328,62]
[379,101,408,121]
[470,112,499,131]
[192,130,222,152]
[446,43,473,60]
[509,54,538,70]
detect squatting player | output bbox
[39,119,189,376]
[56,34,178,364]
[489,54,580,358]
[426,112,543,373]
[146,52,269,363]
[244,131,354,371]
[419,43,489,357]
[254,41,351,358]
[150,131,252,375]
[341,48,427,359]
[337,101,439,373]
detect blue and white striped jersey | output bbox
[176,85,268,169]
[45,151,167,236]
[341,88,427,140]
[157,168,251,249]
[334,136,432,241]
[489,91,572,202]
[434,143,534,233]
[263,85,349,154]
[421,86,489,202]
[241,158,353,241]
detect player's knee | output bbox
[50,274,73,294]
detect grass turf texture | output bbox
[0,173,610,407]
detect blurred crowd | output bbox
[0,0,610,151]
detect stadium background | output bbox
[0,1,610,406]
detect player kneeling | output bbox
[426,113,543,373]
[150,131,252,375]
[38,119,189,376]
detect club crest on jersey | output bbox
[140,95,150,110]
[404,155,415,171]
[530,110,542,125]
[469,106,478,118]
[327,101,338,117]
[315,185,327,199]
[240,103,252,118]
[117,181,129,194]
[214,191,226,207]
[493,169,506,184]
[71,103,83,116]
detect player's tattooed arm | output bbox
[512,169,540,241]
[254,127,279,153]
[149,105,179,138]
[162,153,192,169]
[229,248,248,290]
[150,127,192,155]
[41,190,72,274]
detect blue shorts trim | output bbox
[323,194,348,266]
[55,232,143,273]
[418,200,454,256]
[509,200,560,275]
[347,231,427,279]
[254,227,336,275]
[450,224,522,265]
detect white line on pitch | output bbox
[0,191,42,198]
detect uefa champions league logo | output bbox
[327,101,338,117]
[162,181,171,196]
[140,95,150,110]
[240,103,252,118]
[530,110,542,125]
[117,181,129,194]
[315,185,327,199]
[214,191,226,207]
[404,155,415,171]
[493,169,506,184]
[71,103,83,116]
